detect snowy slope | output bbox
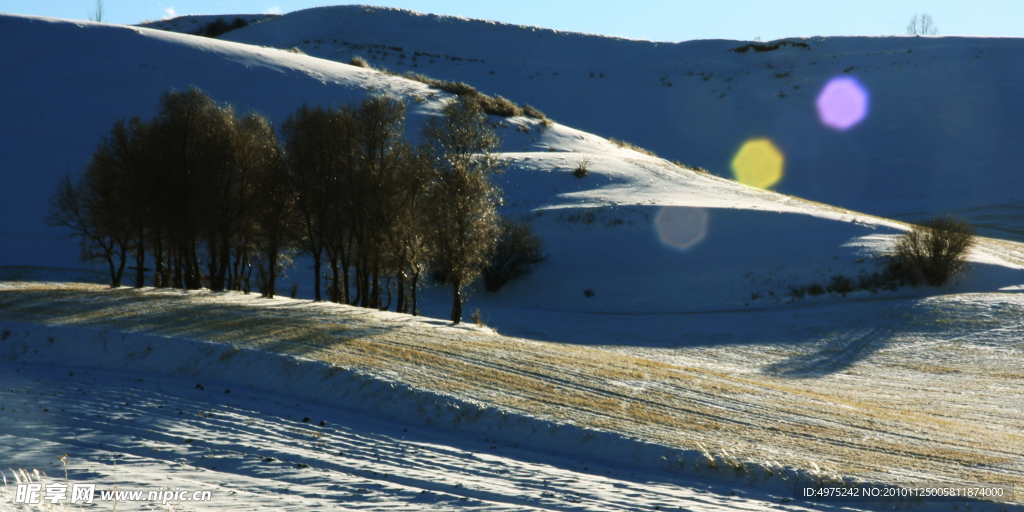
[3,12,1024,511]
[3,13,1024,319]
[0,14,440,270]
[2,284,1022,511]
[2,363,839,512]
[220,5,1024,237]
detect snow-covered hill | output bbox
[219,5,1024,238]
[3,13,1023,319]
[4,10,1024,511]
[0,14,440,269]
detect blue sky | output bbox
[6,1,1024,41]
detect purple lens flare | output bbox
[816,76,870,131]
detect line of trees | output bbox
[47,86,544,323]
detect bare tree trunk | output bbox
[134,233,145,288]
[105,251,118,288]
[226,250,235,291]
[396,271,406,314]
[206,239,218,291]
[358,262,371,308]
[369,265,380,309]
[329,256,340,303]
[241,252,252,294]
[173,250,183,289]
[188,240,203,289]
[342,231,353,304]
[451,280,462,324]
[341,260,351,305]
[266,250,278,298]
[153,233,164,287]
[216,241,230,291]
[311,251,323,301]
[411,273,419,316]
[114,241,128,287]
[351,266,362,306]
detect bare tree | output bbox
[100,117,152,288]
[422,98,504,323]
[238,112,290,297]
[88,0,104,22]
[906,13,938,36]
[351,96,412,310]
[147,87,239,290]
[46,169,129,287]
[389,149,433,315]
[280,104,344,301]
[46,113,164,288]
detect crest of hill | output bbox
[222,5,1024,241]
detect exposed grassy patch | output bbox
[607,137,658,157]
[396,71,552,124]
[728,41,811,53]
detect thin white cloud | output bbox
[266,6,282,14]
[162,7,176,20]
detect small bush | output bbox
[826,274,856,297]
[473,95,523,117]
[894,216,975,286]
[806,283,825,296]
[881,254,921,287]
[471,308,484,326]
[397,71,554,124]
[192,17,249,38]
[483,219,547,292]
[573,158,591,178]
[350,56,370,68]
[522,104,545,120]
[856,267,903,293]
[434,80,479,97]
[584,288,595,297]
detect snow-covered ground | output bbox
[1,283,1022,511]
[3,8,1024,511]
[2,363,821,511]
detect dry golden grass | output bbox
[894,362,961,374]
[607,137,658,157]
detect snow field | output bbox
[1,284,1022,510]
[1,363,850,512]
[3,10,1024,512]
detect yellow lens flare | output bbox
[731,138,785,189]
